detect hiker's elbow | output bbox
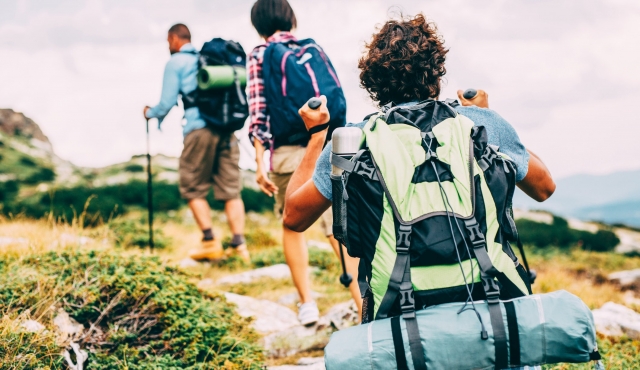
[532,180,556,202]
[283,208,309,232]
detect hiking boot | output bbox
[225,243,251,264]
[298,301,320,326]
[189,239,224,262]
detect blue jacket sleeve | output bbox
[145,59,180,124]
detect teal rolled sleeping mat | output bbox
[197,66,247,90]
[325,290,600,370]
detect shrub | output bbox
[109,218,170,250]
[579,229,620,252]
[19,156,36,167]
[209,188,275,213]
[0,250,264,369]
[124,164,145,173]
[0,180,19,202]
[516,216,575,248]
[23,167,55,184]
[3,180,275,223]
[516,216,620,252]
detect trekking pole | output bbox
[462,88,478,100]
[307,97,353,288]
[145,118,155,251]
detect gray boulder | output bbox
[218,264,292,285]
[608,269,640,288]
[592,302,640,339]
[264,300,358,358]
[224,292,298,335]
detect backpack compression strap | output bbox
[374,224,427,370]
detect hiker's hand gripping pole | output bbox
[457,88,489,108]
[299,96,330,135]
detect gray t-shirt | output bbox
[312,105,530,200]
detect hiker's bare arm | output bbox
[253,138,278,197]
[283,97,333,232]
[517,150,556,202]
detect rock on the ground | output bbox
[264,300,358,358]
[319,300,358,331]
[218,264,293,285]
[608,269,640,288]
[224,293,298,335]
[53,309,85,344]
[277,291,323,306]
[179,257,201,269]
[263,323,333,358]
[269,357,325,370]
[21,319,45,333]
[592,302,640,339]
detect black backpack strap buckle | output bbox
[482,276,501,305]
[396,224,412,254]
[399,285,416,319]
[353,161,378,181]
[477,144,500,171]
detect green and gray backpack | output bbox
[331,100,533,368]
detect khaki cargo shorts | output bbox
[179,128,241,201]
[270,145,333,236]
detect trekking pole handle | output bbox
[307,97,322,110]
[463,89,478,100]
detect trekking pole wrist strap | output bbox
[308,123,329,135]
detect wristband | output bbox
[308,123,329,135]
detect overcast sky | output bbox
[1,0,639,178]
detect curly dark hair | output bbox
[358,14,448,106]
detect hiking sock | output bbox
[230,234,245,248]
[202,228,214,241]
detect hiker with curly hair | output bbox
[284,13,555,370]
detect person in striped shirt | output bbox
[248,0,362,326]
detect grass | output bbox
[1,212,640,367]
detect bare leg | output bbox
[283,226,313,303]
[224,198,245,235]
[327,235,362,319]
[188,198,212,231]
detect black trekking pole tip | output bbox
[463,88,478,100]
[307,97,322,110]
[339,273,353,288]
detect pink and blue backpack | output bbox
[262,38,347,149]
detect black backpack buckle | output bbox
[399,286,416,318]
[353,161,378,181]
[464,219,486,248]
[482,276,501,305]
[396,225,411,254]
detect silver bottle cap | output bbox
[331,127,364,176]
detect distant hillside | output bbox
[0,109,81,197]
[513,169,640,227]
[0,109,259,190]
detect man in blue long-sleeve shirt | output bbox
[144,24,249,262]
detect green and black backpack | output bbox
[331,99,533,368]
